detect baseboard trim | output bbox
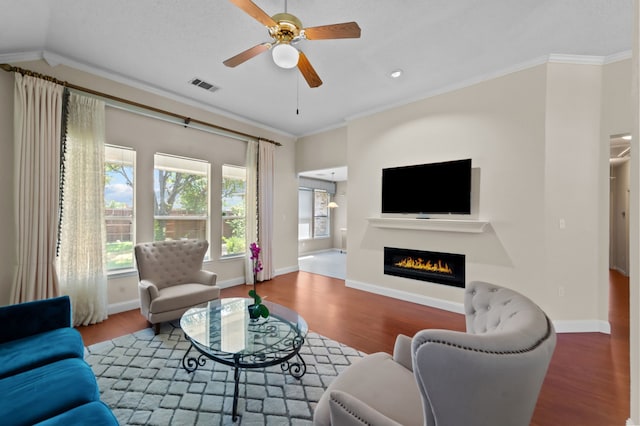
[345,279,466,314]
[298,248,342,257]
[216,276,246,289]
[110,269,610,334]
[275,265,300,275]
[108,299,139,315]
[345,279,612,334]
[553,319,611,334]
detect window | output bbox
[153,153,209,242]
[314,190,330,237]
[298,188,330,240]
[298,188,313,239]
[104,145,135,271]
[221,165,246,257]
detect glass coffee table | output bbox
[180,298,308,420]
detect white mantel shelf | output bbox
[367,217,489,233]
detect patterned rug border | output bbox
[85,324,365,425]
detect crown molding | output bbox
[605,50,632,64]
[548,53,606,65]
[346,55,549,123]
[346,51,631,126]
[0,50,295,140]
[3,49,631,140]
[0,50,45,63]
[547,51,632,65]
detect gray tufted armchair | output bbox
[134,239,220,334]
[314,281,557,426]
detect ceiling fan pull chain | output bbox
[296,72,300,115]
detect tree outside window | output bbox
[104,145,135,271]
[221,165,246,256]
[153,154,209,243]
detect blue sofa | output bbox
[0,296,118,426]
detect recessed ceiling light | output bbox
[622,135,632,140]
[390,69,403,79]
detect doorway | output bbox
[609,134,631,276]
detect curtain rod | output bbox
[0,63,282,147]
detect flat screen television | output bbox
[381,159,472,215]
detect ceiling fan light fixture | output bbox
[272,43,299,69]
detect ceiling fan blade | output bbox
[223,43,271,67]
[297,52,323,88]
[228,0,277,27]
[304,22,361,40]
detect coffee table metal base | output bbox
[181,337,307,421]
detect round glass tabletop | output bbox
[180,297,308,368]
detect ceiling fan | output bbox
[223,0,361,88]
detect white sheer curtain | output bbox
[57,93,108,326]
[11,74,64,303]
[258,139,275,280]
[244,140,258,285]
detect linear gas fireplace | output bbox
[384,247,465,288]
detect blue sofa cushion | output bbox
[33,401,119,426]
[0,357,100,426]
[0,296,72,343]
[0,327,84,379]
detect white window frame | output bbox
[221,164,247,258]
[153,153,210,247]
[104,144,136,273]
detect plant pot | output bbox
[247,304,261,319]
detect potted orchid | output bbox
[248,242,269,319]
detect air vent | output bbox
[189,77,218,93]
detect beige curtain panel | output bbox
[11,73,64,303]
[258,139,275,281]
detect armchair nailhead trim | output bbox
[416,317,554,356]
[330,395,371,426]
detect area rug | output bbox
[86,324,365,425]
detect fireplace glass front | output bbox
[384,247,465,288]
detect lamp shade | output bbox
[328,201,339,209]
[272,43,299,69]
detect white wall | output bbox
[296,126,347,174]
[346,64,550,311]
[0,56,632,327]
[543,62,605,325]
[0,61,299,309]
[294,58,631,328]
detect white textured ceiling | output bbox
[0,0,633,137]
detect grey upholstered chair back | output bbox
[411,281,556,426]
[135,239,209,290]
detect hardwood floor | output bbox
[77,270,629,425]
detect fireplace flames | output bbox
[394,257,453,275]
